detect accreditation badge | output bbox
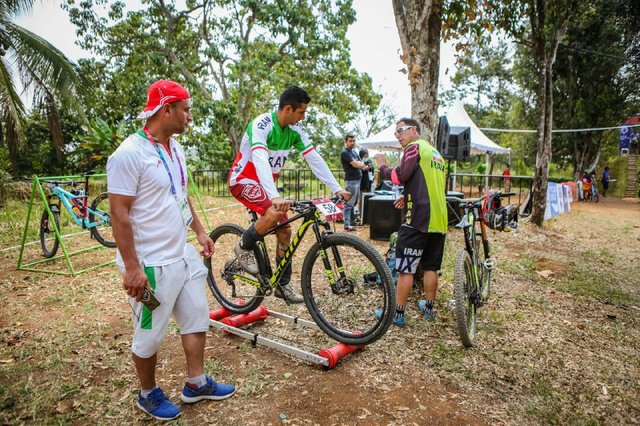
[177,195,193,228]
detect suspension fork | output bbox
[313,220,345,290]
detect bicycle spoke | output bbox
[302,234,394,345]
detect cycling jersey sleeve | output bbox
[304,148,343,194]
[252,146,280,200]
[379,143,420,185]
[291,124,313,152]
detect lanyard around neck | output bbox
[139,127,185,195]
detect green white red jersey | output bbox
[229,111,342,199]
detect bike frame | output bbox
[47,183,108,230]
[228,206,345,291]
[459,203,485,301]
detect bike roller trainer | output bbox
[209,305,365,369]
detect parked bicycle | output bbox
[39,173,115,258]
[447,191,517,347]
[204,197,395,346]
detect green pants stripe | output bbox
[141,266,157,330]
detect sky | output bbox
[15,0,458,120]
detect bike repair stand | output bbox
[209,306,365,369]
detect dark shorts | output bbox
[395,226,446,274]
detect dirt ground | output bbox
[1,196,639,425]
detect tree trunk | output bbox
[393,0,443,142]
[530,60,554,226]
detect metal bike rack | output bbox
[209,306,364,369]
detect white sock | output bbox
[140,386,157,398]
[187,374,207,387]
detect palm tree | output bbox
[0,0,86,171]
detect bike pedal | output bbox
[483,258,497,270]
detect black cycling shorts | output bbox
[395,225,446,273]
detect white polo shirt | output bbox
[107,132,189,267]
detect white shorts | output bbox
[120,244,210,358]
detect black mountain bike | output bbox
[204,198,395,346]
[447,192,514,347]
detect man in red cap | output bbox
[108,80,235,421]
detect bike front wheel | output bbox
[453,249,477,347]
[89,192,116,248]
[479,238,492,302]
[40,207,60,258]
[205,223,266,314]
[301,233,395,346]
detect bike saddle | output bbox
[82,169,96,176]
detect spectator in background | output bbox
[630,132,639,155]
[502,164,512,193]
[340,135,368,231]
[601,166,612,197]
[359,149,374,193]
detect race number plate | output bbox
[313,198,343,222]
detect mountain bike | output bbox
[40,173,115,258]
[447,192,515,347]
[204,197,395,346]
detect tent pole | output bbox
[485,154,490,190]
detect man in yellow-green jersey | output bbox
[374,117,447,326]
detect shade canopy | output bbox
[358,124,403,152]
[445,102,511,155]
[358,102,510,155]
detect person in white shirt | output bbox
[108,80,235,421]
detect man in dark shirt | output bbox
[359,149,374,193]
[340,135,368,231]
[374,117,447,326]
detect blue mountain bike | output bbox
[39,174,115,257]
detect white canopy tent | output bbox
[358,123,403,152]
[358,102,510,156]
[445,102,511,155]
[358,102,511,189]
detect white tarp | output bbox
[358,102,510,155]
[358,123,403,152]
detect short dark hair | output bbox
[359,149,368,158]
[279,86,311,110]
[396,117,420,134]
[345,134,355,142]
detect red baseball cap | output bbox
[138,80,190,120]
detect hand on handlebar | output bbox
[271,197,293,212]
[336,189,351,202]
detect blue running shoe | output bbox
[374,308,405,327]
[180,376,236,403]
[417,300,436,321]
[136,387,181,421]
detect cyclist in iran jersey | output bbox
[228,111,341,200]
[229,86,350,304]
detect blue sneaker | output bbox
[417,300,436,321]
[180,376,236,403]
[136,387,181,421]
[374,308,405,327]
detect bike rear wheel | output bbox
[453,249,477,348]
[301,233,395,346]
[205,223,266,314]
[40,207,60,258]
[89,192,116,248]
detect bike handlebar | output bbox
[289,196,343,214]
[446,191,516,206]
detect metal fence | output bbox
[192,168,347,200]
[192,168,534,205]
[448,173,534,207]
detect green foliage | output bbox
[74,118,132,172]
[0,0,87,173]
[62,0,382,168]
